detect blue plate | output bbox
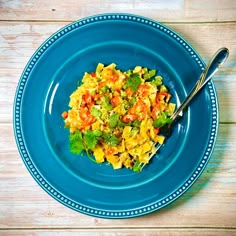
[13,13,218,218]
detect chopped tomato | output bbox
[85,115,96,125]
[105,147,117,156]
[98,81,106,90]
[156,92,171,103]
[111,94,122,107]
[91,72,96,77]
[154,128,160,135]
[79,107,96,128]
[128,105,136,115]
[128,100,148,121]
[79,107,94,121]
[81,92,94,108]
[94,93,103,101]
[151,105,160,120]
[158,92,169,97]
[136,100,147,111]
[79,107,89,120]
[61,111,68,119]
[116,88,121,93]
[110,73,119,82]
[125,87,134,97]
[137,84,150,97]
[121,114,138,123]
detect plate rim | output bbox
[13,13,219,219]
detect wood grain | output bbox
[0,22,235,123]
[0,229,236,236]
[0,123,235,228]
[0,0,235,22]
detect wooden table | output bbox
[1,1,236,235]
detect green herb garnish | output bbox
[69,130,101,154]
[132,160,141,172]
[153,112,172,128]
[83,130,99,149]
[69,130,85,154]
[109,113,119,128]
[132,120,141,127]
[69,129,120,155]
[124,73,142,92]
[102,133,119,146]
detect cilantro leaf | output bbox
[109,113,119,128]
[117,119,126,127]
[132,120,141,127]
[93,130,103,137]
[102,133,119,146]
[124,73,142,92]
[83,130,98,149]
[69,130,85,154]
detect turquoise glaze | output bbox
[13,13,218,218]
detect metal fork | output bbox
[133,47,229,172]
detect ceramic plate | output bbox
[13,13,218,218]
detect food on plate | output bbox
[62,63,175,171]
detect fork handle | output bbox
[170,47,229,121]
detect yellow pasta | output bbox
[62,63,175,172]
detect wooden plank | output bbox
[0,229,236,236]
[0,0,235,22]
[0,123,236,228]
[0,22,235,123]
